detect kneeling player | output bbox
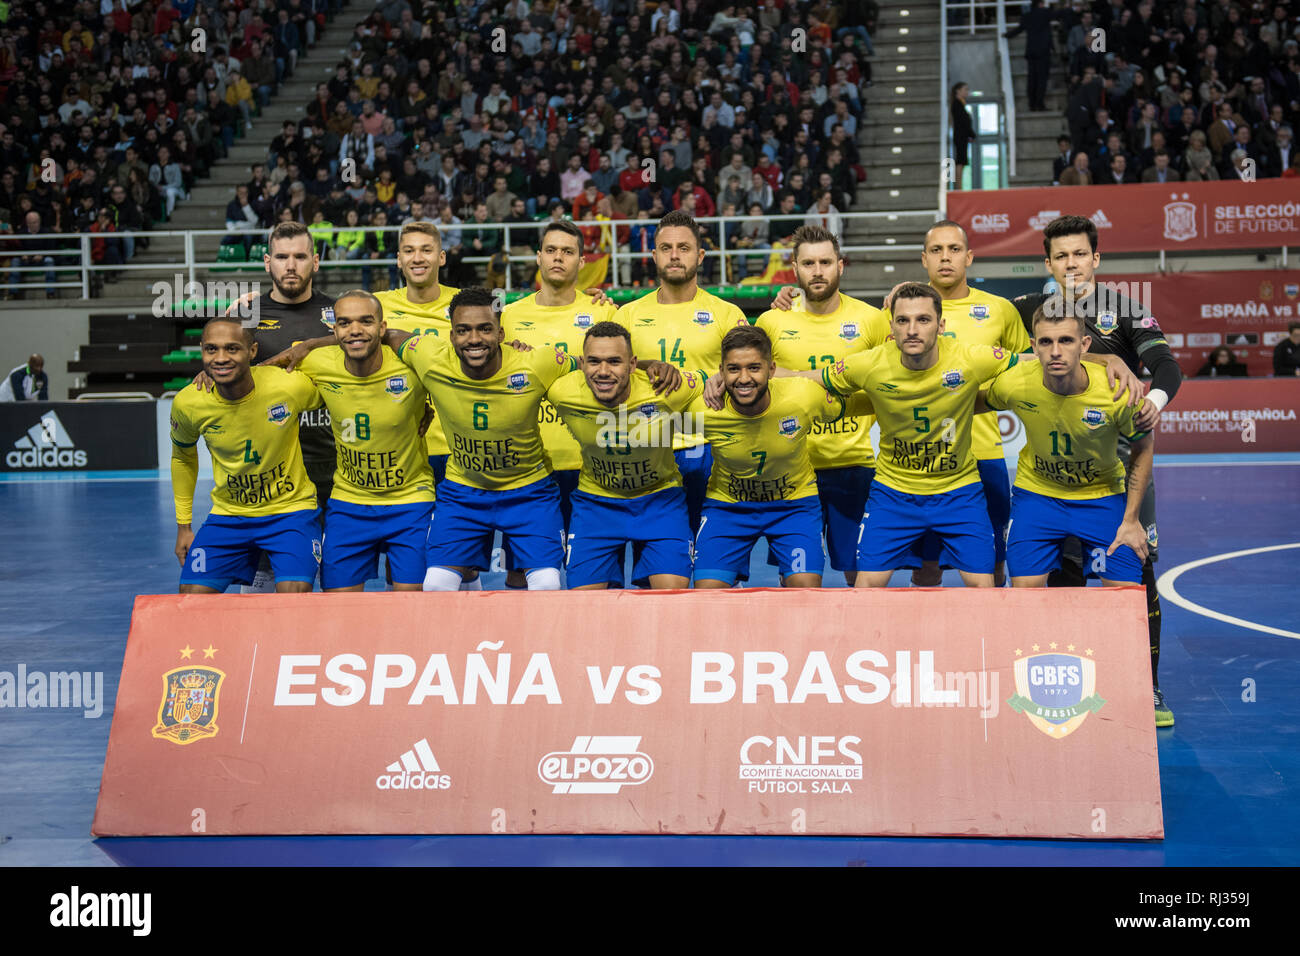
[547,321,703,588]
[816,283,1020,588]
[691,326,845,588]
[171,318,322,593]
[981,305,1152,587]
[297,290,435,591]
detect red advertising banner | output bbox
[94,590,1163,839]
[1100,270,1299,377]
[1156,378,1300,452]
[949,179,1300,257]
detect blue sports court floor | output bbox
[1,455,1297,866]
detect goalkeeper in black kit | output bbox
[1012,215,1182,728]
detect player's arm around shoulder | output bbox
[792,374,846,423]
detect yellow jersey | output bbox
[170,366,320,519]
[546,367,707,498]
[689,377,844,504]
[501,291,618,472]
[614,287,747,450]
[297,346,435,506]
[376,283,459,457]
[755,292,892,470]
[822,337,1019,495]
[984,361,1148,500]
[396,334,579,490]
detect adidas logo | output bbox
[375,737,451,791]
[1089,209,1113,229]
[6,410,87,468]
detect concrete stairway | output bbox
[842,0,944,299]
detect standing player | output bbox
[981,303,1153,588]
[1012,214,1175,726]
[615,210,747,534]
[171,317,321,593]
[500,220,618,587]
[546,321,705,589]
[296,290,435,591]
[231,221,336,591]
[691,326,846,589]
[373,221,460,484]
[755,225,891,585]
[816,283,1021,588]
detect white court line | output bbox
[240,642,258,744]
[1156,543,1300,640]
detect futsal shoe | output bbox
[1154,687,1175,727]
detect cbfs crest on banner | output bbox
[94,590,1163,839]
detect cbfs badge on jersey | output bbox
[152,666,226,745]
[1007,651,1105,739]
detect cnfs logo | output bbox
[538,735,654,794]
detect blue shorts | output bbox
[503,469,578,572]
[695,497,824,586]
[1006,488,1143,583]
[426,477,565,572]
[675,444,713,534]
[180,509,321,591]
[429,454,448,486]
[566,486,693,588]
[768,465,874,572]
[322,499,433,589]
[858,482,995,574]
[919,458,1011,565]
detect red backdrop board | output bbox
[1155,378,1300,452]
[949,179,1300,257]
[93,590,1163,839]
[1097,270,1299,377]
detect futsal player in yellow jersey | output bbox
[817,283,1021,588]
[295,291,435,591]
[613,210,747,533]
[500,219,618,585]
[372,221,459,481]
[546,321,705,589]
[690,326,845,589]
[980,305,1153,587]
[170,317,322,593]
[754,225,891,584]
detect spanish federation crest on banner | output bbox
[152,667,226,745]
[1007,652,1105,739]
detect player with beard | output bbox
[811,283,1021,588]
[614,210,747,535]
[295,291,435,591]
[171,317,321,593]
[216,221,335,591]
[1011,214,1176,726]
[689,326,845,589]
[498,220,618,588]
[545,321,705,589]
[754,225,891,585]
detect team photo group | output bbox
[171,207,1178,723]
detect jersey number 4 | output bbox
[242,439,261,464]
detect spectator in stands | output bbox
[1183,130,1220,180]
[1141,150,1181,183]
[1101,153,1137,185]
[0,354,48,402]
[950,81,975,189]
[1274,323,1300,377]
[1052,135,1076,183]
[148,146,187,219]
[224,184,262,251]
[1059,151,1092,186]
[804,189,842,242]
[1005,0,1059,112]
[14,211,59,300]
[1265,126,1294,180]
[225,67,256,133]
[1196,347,1248,377]
[734,202,771,279]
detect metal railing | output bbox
[0,210,944,301]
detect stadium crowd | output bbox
[0,0,340,296]
[1045,0,1300,184]
[229,0,878,288]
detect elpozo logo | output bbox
[538,735,653,794]
[739,735,861,794]
[7,410,87,468]
[1007,650,1104,739]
